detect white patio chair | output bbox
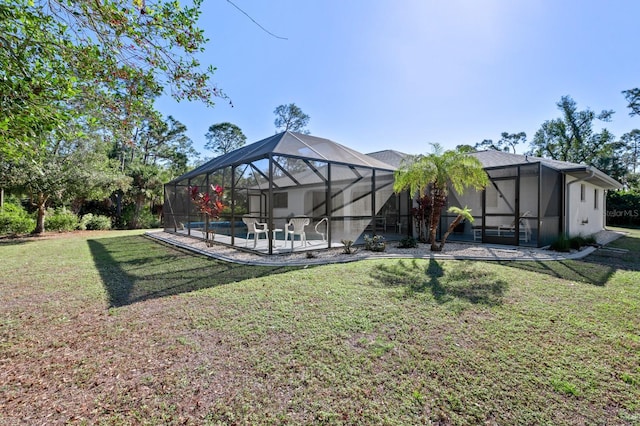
[285,216,310,249]
[498,211,531,242]
[242,215,269,248]
[314,217,328,242]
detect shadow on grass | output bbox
[498,234,640,286]
[371,258,508,306]
[88,235,304,308]
[0,235,35,246]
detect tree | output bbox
[529,96,623,178]
[1,0,223,162]
[620,130,640,174]
[393,145,488,252]
[274,103,310,134]
[0,130,128,234]
[205,122,247,156]
[115,113,198,228]
[439,206,474,251]
[622,88,640,117]
[475,132,526,153]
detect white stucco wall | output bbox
[566,177,606,237]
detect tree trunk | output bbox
[114,190,123,227]
[429,188,447,252]
[32,193,48,234]
[131,193,145,229]
[429,206,441,251]
[438,215,464,251]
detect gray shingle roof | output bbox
[471,150,621,189]
[366,150,411,168]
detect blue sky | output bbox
[155,0,640,159]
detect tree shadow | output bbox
[0,235,35,246]
[370,258,508,306]
[498,244,640,287]
[88,235,305,308]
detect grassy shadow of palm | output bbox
[88,235,304,308]
[371,258,508,306]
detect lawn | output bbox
[0,228,638,425]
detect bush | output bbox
[550,234,571,252]
[78,213,92,231]
[120,204,162,229]
[551,234,596,252]
[398,236,418,248]
[45,208,79,232]
[136,208,162,229]
[0,202,35,235]
[606,190,640,227]
[340,239,357,254]
[364,234,386,252]
[81,213,112,230]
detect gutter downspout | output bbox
[565,168,595,237]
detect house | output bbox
[163,133,622,253]
[458,150,622,247]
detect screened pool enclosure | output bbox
[164,132,411,254]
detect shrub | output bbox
[45,208,79,232]
[364,234,386,252]
[120,204,162,229]
[398,236,418,248]
[340,239,357,254]
[551,234,597,252]
[135,208,162,228]
[78,213,93,231]
[81,213,112,230]
[0,202,35,235]
[550,234,571,252]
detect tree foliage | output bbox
[205,122,247,156]
[0,0,222,162]
[393,145,488,251]
[439,206,474,251]
[0,129,128,234]
[114,113,197,228]
[475,132,526,154]
[622,88,640,117]
[529,96,624,180]
[274,103,310,134]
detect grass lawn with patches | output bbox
[0,228,638,425]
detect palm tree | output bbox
[393,144,488,251]
[439,206,474,251]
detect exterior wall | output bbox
[566,177,606,237]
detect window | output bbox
[273,192,288,209]
[580,184,586,202]
[594,189,599,210]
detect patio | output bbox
[146,229,626,266]
[164,131,410,255]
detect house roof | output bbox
[472,150,622,189]
[170,131,396,184]
[366,150,411,168]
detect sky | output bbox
[155,0,640,160]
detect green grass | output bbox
[0,228,639,425]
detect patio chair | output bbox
[242,215,269,248]
[498,211,531,242]
[285,216,310,249]
[314,217,328,242]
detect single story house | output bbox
[163,132,621,253]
